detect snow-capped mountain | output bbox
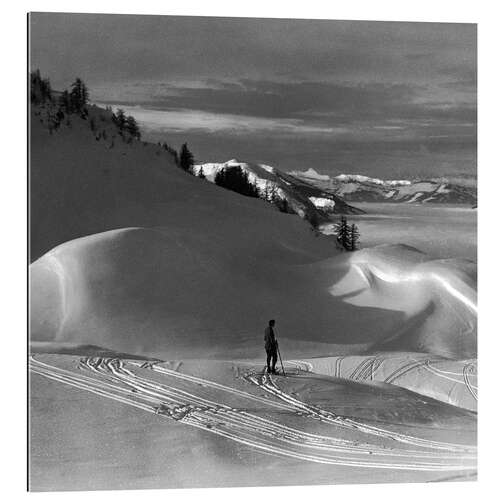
[290,169,477,205]
[194,159,364,221]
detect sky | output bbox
[30,13,476,178]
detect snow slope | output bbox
[31,108,330,262]
[30,354,476,491]
[31,231,476,362]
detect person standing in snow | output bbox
[264,319,278,374]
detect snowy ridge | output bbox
[194,159,363,216]
[335,174,411,186]
[290,170,477,205]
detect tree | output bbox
[30,70,53,104]
[69,78,89,112]
[214,166,260,198]
[276,196,292,214]
[113,108,127,131]
[125,115,141,139]
[179,143,195,173]
[197,167,206,179]
[334,215,350,250]
[349,224,360,251]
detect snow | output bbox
[335,174,411,186]
[29,104,477,490]
[308,196,336,209]
[30,353,476,490]
[291,168,331,181]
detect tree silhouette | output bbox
[214,166,259,198]
[349,223,360,251]
[197,167,206,179]
[179,143,195,173]
[30,70,53,104]
[113,109,127,131]
[125,115,141,139]
[69,78,89,113]
[334,216,351,250]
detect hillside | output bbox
[290,169,477,205]
[193,159,364,220]
[30,102,476,362]
[30,104,330,262]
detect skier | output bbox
[264,319,278,374]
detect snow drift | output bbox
[31,230,476,362]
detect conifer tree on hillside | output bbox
[179,143,195,173]
[69,78,89,113]
[125,115,141,139]
[278,196,291,214]
[334,215,351,250]
[349,223,360,251]
[214,166,260,198]
[30,70,53,104]
[113,108,127,131]
[197,167,206,179]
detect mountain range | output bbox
[193,159,364,223]
[290,168,477,205]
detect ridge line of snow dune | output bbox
[351,261,477,314]
[45,254,68,338]
[29,357,476,470]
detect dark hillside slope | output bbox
[30,104,332,261]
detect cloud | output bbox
[97,104,348,136]
[96,78,476,147]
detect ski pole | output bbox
[277,342,286,377]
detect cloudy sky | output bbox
[30,13,476,178]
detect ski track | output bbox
[463,363,478,401]
[29,356,476,472]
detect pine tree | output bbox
[125,115,141,139]
[30,70,53,104]
[334,216,351,250]
[69,78,89,112]
[276,196,292,214]
[214,166,259,198]
[349,223,360,251]
[179,143,195,173]
[197,167,206,179]
[113,109,127,131]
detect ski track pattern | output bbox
[29,356,476,472]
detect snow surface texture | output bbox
[30,233,476,363]
[29,354,476,491]
[290,170,477,205]
[293,354,476,411]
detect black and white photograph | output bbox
[26,6,481,494]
